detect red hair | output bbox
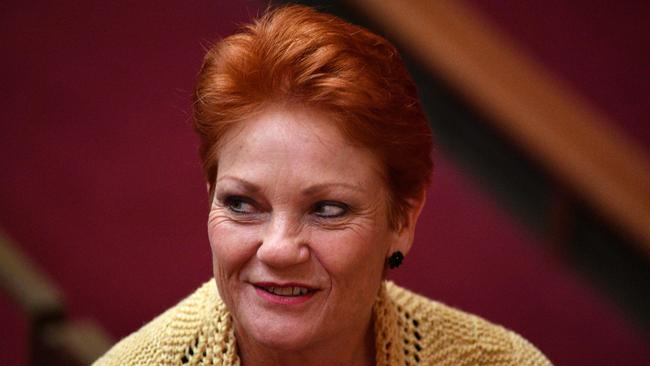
[193,5,433,229]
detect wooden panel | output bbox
[348,0,650,253]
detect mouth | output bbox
[252,282,318,304]
[257,285,311,296]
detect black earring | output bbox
[387,251,404,269]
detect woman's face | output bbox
[208,106,402,351]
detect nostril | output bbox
[256,239,310,266]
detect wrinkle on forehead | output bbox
[217,106,382,181]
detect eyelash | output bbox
[222,196,348,219]
[223,196,257,215]
[312,201,348,219]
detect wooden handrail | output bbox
[0,231,112,364]
[348,0,650,253]
[0,231,64,320]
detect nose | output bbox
[256,214,310,268]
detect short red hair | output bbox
[193,5,433,230]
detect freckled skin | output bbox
[207,106,415,366]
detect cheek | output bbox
[208,221,259,280]
[312,228,388,281]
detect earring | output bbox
[387,251,404,269]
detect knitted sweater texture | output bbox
[94,280,551,365]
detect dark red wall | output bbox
[466,0,650,155]
[1,1,648,365]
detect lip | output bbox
[252,282,318,305]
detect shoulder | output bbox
[92,280,224,366]
[384,282,552,365]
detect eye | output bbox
[313,201,348,218]
[224,196,257,215]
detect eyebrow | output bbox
[215,176,261,193]
[215,176,365,195]
[302,182,366,195]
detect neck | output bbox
[236,316,376,366]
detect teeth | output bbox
[264,286,309,296]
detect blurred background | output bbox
[1,0,648,364]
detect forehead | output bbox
[216,106,384,189]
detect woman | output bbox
[95,5,550,365]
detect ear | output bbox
[389,190,427,257]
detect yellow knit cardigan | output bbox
[94,280,551,365]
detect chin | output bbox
[238,312,321,351]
